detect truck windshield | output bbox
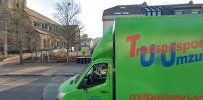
[74,75,81,84]
[84,63,108,88]
[74,63,91,84]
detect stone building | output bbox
[80,37,92,51]
[0,0,66,55]
[24,8,60,50]
[80,34,89,50]
[103,1,203,34]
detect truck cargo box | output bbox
[115,15,203,100]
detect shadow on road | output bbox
[0,75,71,100]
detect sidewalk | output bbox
[0,53,31,66]
[0,63,87,77]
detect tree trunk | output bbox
[66,47,69,64]
[19,49,23,64]
[66,43,70,64]
[19,32,23,64]
[41,50,43,62]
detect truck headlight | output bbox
[57,93,66,100]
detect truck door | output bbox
[77,62,110,100]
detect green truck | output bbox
[57,15,203,100]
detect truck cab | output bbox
[57,28,114,100]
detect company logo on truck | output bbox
[126,34,203,67]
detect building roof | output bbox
[157,3,203,8]
[154,3,203,15]
[153,6,175,15]
[103,2,203,16]
[103,4,145,16]
[24,7,58,25]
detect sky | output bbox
[27,0,203,38]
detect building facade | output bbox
[24,8,60,50]
[103,1,203,34]
[67,25,81,51]
[0,0,74,55]
[80,38,92,51]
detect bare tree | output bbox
[9,9,36,64]
[0,34,3,55]
[54,0,82,64]
[0,7,10,57]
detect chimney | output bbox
[142,1,147,7]
[188,0,193,5]
[142,1,147,6]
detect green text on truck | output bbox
[57,15,203,100]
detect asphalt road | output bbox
[0,75,71,100]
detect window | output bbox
[122,12,129,15]
[42,24,45,28]
[175,10,183,15]
[147,11,151,16]
[78,63,108,89]
[157,11,161,16]
[16,3,19,8]
[114,12,121,15]
[152,11,157,16]
[33,21,37,26]
[48,26,52,30]
[192,10,200,14]
[120,6,126,9]
[45,24,48,29]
